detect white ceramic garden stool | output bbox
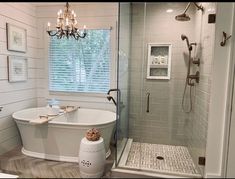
[79,137,106,178]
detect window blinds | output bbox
[48,29,111,93]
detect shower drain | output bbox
[156,156,164,160]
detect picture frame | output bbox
[6,23,27,53]
[8,56,28,82]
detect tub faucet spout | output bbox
[107,88,120,106]
[107,95,117,106]
[107,88,120,95]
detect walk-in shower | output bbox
[114,2,216,178]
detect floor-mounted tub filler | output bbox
[12,107,116,162]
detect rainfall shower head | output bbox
[175,2,203,22]
[175,13,190,21]
[181,34,192,51]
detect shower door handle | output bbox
[146,92,150,113]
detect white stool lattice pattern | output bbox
[125,142,199,175]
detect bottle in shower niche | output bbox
[159,55,168,65]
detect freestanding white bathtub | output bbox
[13,107,116,162]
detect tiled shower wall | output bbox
[186,3,216,174]
[128,3,196,145]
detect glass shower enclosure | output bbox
[115,2,216,178]
[115,2,131,165]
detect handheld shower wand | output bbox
[181,34,198,113]
[181,34,197,52]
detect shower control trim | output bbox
[0,106,3,112]
[188,71,200,86]
[192,58,200,66]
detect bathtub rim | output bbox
[14,118,116,129]
[12,107,116,127]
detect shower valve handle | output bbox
[192,58,200,66]
[188,71,200,85]
[0,106,3,112]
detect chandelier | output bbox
[47,2,87,40]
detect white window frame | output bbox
[44,25,117,100]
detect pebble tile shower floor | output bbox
[125,142,200,175]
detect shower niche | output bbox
[147,43,172,79]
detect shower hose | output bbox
[181,78,193,113]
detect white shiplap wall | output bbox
[0,3,38,154]
[0,2,118,155]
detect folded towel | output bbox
[66,106,78,113]
[29,115,52,125]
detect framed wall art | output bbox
[8,56,27,82]
[6,23,27,53]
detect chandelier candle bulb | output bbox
[71,11,74,19]
[56,19,60,25]
[66,17,69,26]
[47,22,50,31]
[59,10,62,19]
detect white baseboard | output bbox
[22,147,111,163]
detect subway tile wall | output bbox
[129,3,196,145]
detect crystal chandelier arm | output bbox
[47,30,59,37]
[75,30,87,38]
[71,33,78,40]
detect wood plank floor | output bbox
[0,145,114,178]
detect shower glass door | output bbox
[115,2,131,166]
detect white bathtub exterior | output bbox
[13,107,116,162]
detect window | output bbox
[48,29,111,93]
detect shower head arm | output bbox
[193,2,204,11]
[181,34,191,51]
[182,2,191,14]
[182,2,203,15]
